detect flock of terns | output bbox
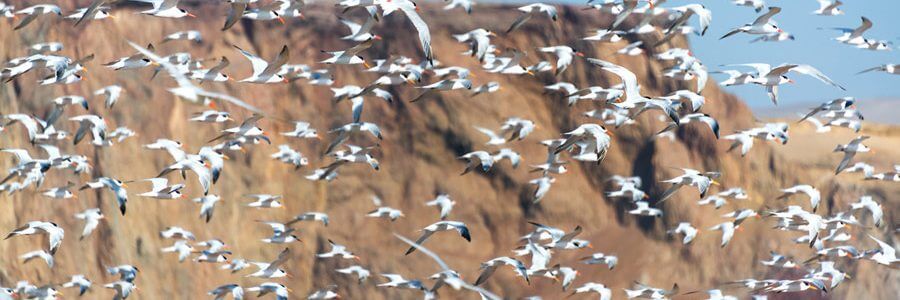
[0,0,897,299]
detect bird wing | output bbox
[453,223,472,241]
[265,248,291,272]
[656,11,692,46]
[208,56,230,76]
[850,17,873,39]
[558,225,583,242]
[725,63,771,76]
[339,17,362,36]
[699,115,720,139]
[399,4,434,64]
[404,229,435,255]
[856,66,882,74]
[475,126,502,142]
[554,49,573,75]
[127,42,264,114]
[610,3,636,29]
[187,161,212,195]
[350,98,363,123]
[835,151,856,174]
[79,214,99,238]
[262,45,290,76]
[344,38,375,56]
[752,6,781,26]
[692,5,713,35]
[147,0,176,10]
[692,63,708,93]
[719,27,744,40]
[473,264,497,286]
[361,123,382,139]
[766,85,779,105]
[195,89,264,114]
[506,12,532,33]
[869,235,896,258]
[658,183,684,202]
[222,2,248,30]
[234,45,269,75]
[74,0,105,27]
[766,64,797,77]
[13,13,39,30]
[143,177,168,192]
[790,65,845,90]
[586,59,640,102]
[394,233,501,300]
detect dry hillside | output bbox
[0,2,895,299]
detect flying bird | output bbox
[720,7,784,40]
[234,45,290,83]
[5,221,64,254]
[833,136,871,174]
[507,3,557,33]
[405,221,472,255]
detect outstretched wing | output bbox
[399,5,433,64]
[208,56,230,76]
[790,65,845,90]
[835,152,856,174]
[850,16,873,39]
[752,6,781,26]
[506,13,532,34]
[404,230,435,255]
[75,0,107,27]
[234,45,269,75]
[128,42,264,114]
[222,2,248,30]
[262,46,290,76]
[394,233,501,300]
[265,248,291,272]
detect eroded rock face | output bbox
[0,3,894,299]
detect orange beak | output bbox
[187,12,196,18]
[278,17,285,24]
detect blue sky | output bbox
[547,0,900,109]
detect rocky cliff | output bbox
[0,2,895,299]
